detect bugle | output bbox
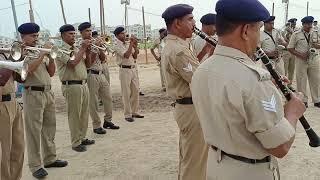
[0,41,23,61]
[193,26,320,148]
[0,58,28,80]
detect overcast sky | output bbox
[0,0,320,38]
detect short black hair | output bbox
[216,15,241,36]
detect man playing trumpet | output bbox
[78,22,119,135]
[288,16,320,108]
[55,24,95,152]
[19,23,67,179]
[259,16,287,75]
[114,27,144,122]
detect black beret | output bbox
[288,18,297,23]
[314,20,318,23]
[159,28,166,33]
[59,24,75,33]
[200,13,216,25]
[301,16,314,24]
[215,0,270,22]
[92,31,98,36]
[162,4,194,23]
[78,22,91,32]
[113,26,125,36]
[18,23,40,34]
[264,16,275,23]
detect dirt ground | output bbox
[21,53,320,180]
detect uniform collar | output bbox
[62,41,73,50]
[214,45,255,65]
[166,34,190,47]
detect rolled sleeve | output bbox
[287,33,297,49]
[255,117,295,149]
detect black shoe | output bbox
[93,127,107,134]
[32,168,48,179]
[139,92,145,96]
[314,102,320,108]
[304,102,308,108]
[72,144,87,152]
[81,139,95,145]
[132,114,144,118]
[125,118,134,122]
[44,160,68,168]
[103,121,120,129]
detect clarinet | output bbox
[193,27,320,147]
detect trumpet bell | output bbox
[11,41,23,61]
[49,46,59,59]
[0,60,28,80]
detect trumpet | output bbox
[0,58,28,80]
[24,46,73,59]
[0,41,23,61]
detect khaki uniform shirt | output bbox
[152,38,166,57]
[23,51,51,86]
[191,45,295,159]
[114,38,135,66]
[88,53,103,72]
[161,34,199,99]
[259,29,285,54]
[288,29,314,54]
[2,76,15,95]
[191,34,217,63]
[55,41,87,81]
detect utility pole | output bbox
[307,1,309,16]
[88,8,91,23]
[99,0,104,35]
[272,3,275,16]
[284,0,289,23]
[10,0,20,40]
[102,0,106,35]
[59,0,67,24]
[142,6,148,64]
[28,0,35,22]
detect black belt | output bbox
[62,80,87,85]
[1,94,12,102]
[87,69,102,75]
[120,65,135,69]
[211,146,270,164]
[176,97,193,105]
[25,86,50,92]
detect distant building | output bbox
[0,36,14,47]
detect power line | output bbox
[127,7,161,17]
[0,3,28,11]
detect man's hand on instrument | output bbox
[81,39,92,49]
[284,93,306,122]
[300,52,309,61]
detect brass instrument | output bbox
[0,42,23,61]
[309,30,320,61]
[0,55,28,80]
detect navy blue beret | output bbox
[215,0,270,22]
[162,4,194,22]
[302,16,314,23]
[288,18,297,23]
[114,27,125,36]
[92,31,98,36]
[200,13,216,25]
[159,28,166,33]
[18,23,40,34]
[264,16,275,23]
[59,24,75,33]
[78,22,91,32]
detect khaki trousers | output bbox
[283,51,295,82]
[207,148,279,180]
[295,56,320,103]
[62,84,89,147]
[0,99,24,180]
[23,89,57,173]
[159,62,165,88]
[174,104,208,180]
[102,63,110,84]
[119,68,139,118]
[88,73,113,129]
